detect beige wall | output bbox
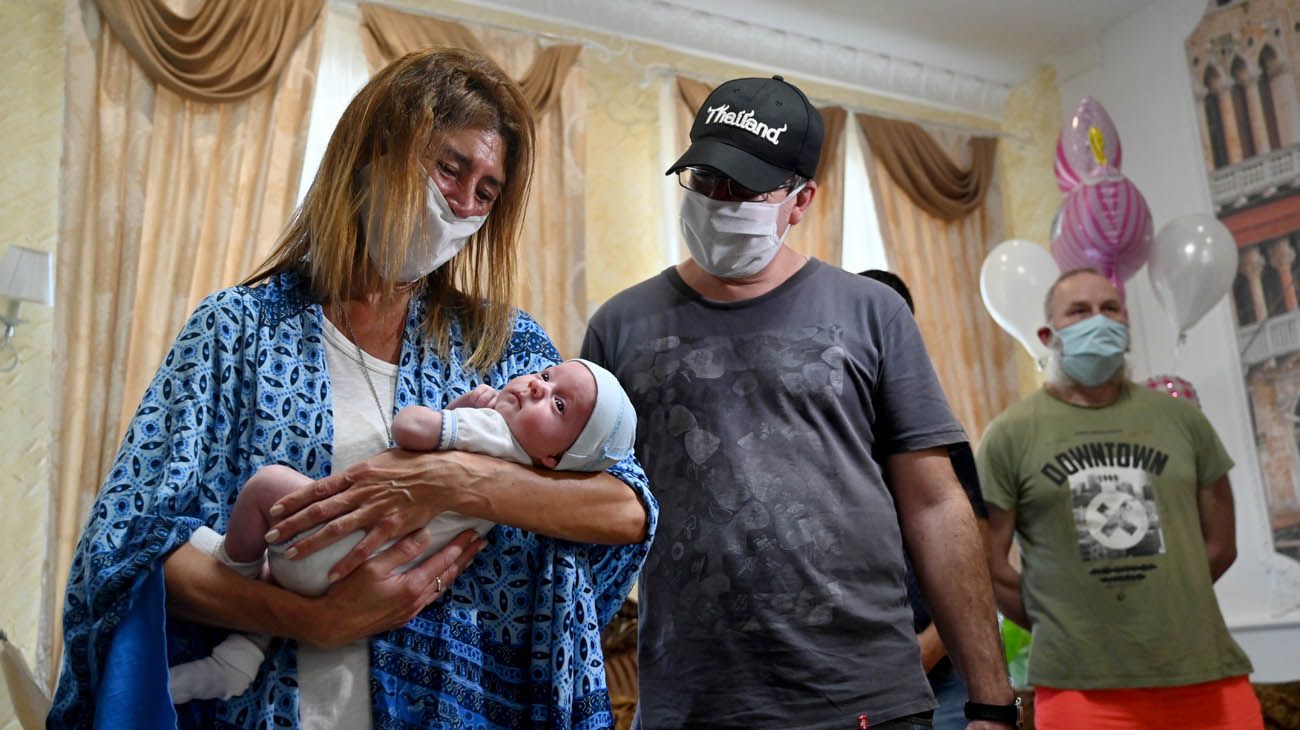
[0,1,1062,722]
[998,65,1062,395]
[0,0,63,724]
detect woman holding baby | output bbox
[51,47,655,730]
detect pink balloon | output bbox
[1054,138,1081,193]
[1051,173,1153,297]
[1143,374,1201,409]
[1055,97,1123,193]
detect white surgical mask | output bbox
[679,184,804,279]
[364,167,487,283]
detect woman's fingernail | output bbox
[264,529,280,543]
[326,571,338,583]
[268,504,283,518]
[285,546,298,559]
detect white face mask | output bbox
[679,184,804,279]
[365,167,488,283]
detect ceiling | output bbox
[667,0,1161,86]
[467,0,1167,117]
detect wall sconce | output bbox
[0,245,54,373]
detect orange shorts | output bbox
[1035,676,1263,730]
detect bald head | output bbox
[1043,269,1106,321]
[1038,269,1127,346]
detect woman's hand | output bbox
[303,528,485,648]
[267,445,648,567]
[166,530,481,646]
[266,448,480,581]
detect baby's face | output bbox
[494,361,597,468]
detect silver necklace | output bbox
[337,303,396,447]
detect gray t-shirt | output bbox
[581,260,966,728]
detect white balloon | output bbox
[1147,214,1238,335]
[980,239,1058,368]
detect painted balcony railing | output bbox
[1212,144,1300,209]
[1240,307,1300,365]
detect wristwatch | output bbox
[963,697,1023,727]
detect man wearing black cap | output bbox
[582,75,1018,729]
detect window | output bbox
[1231,57,1257,160]
[296,4,371,206]
[1204,66,1229,168]
[1259,46,1284,150]
[840,122,888,274]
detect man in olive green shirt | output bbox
[976,269,1262,729]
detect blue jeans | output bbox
[930,667,971,730]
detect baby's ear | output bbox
[541,453,560,469]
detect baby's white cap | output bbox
[557,359,637,471]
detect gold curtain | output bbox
[93,0,323,102]
[50,0,324,681]
[672,76,845,265]
[856,114,1015,444]
[858,114,997,222]
[1,632,49,729]
[358,3,588,357]
[794,106,846,265]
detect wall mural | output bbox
[1186,0,1300,589]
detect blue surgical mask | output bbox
[1054,314,1128,386]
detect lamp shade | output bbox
[0,246,53,305]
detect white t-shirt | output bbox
[300,321,536,726]
[294,316,399,730]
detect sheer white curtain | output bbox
[297,3,371,203]
[840,121,888,274]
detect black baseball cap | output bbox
[667,75,824,193]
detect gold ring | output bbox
[435,575,443,593]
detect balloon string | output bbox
[1174,331,1187,370]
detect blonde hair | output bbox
[247,47,535,371]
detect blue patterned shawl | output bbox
[50,273,657,729]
